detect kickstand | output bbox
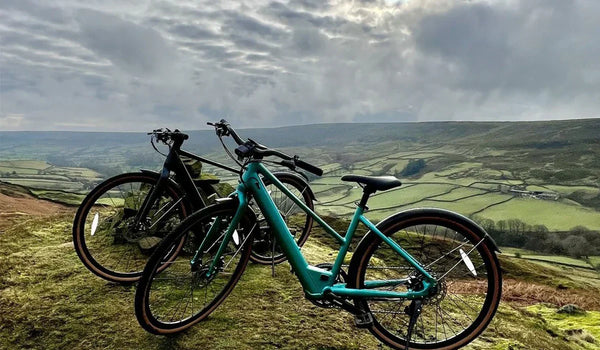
[271,236,276,277]
[404,299,423,350]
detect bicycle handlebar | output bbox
[207,119,244,145]
[295,159,323,177]
[234,139,323,177]
[148,128,189,145]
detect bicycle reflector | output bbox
[459,248,477,276]
[233,230,240,245]
[91,213,99,236]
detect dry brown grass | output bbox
[447,278,600,311]
[501,279,600,311]
[0,189,68,230]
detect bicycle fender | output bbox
[140,169,161,177]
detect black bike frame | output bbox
[134,136,241,225]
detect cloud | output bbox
[0,114,25,129]
[75,9,180,76]
[0,0,598,131]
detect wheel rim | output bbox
[145,208,254,328]
[81,177,185,277]
[357,218,500,348]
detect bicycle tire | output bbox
[135,201,257,334]
[73,172,190,283]
[250,172,314,265]
[348,209,502,350]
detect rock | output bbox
[138,236,162,254]
[566,329,583,335]
[556,304,586,315]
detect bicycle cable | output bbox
[217,133,245,170]
[150,134,168,157]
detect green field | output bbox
[479,198,600,231]
[500,247,595,269]
[0,160,101,205]
[1,119,599,255]
[428,187,488,201]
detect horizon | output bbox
[1,116,598,134]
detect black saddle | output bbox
[341,175,402,192]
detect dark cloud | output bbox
[1,0,599,131]
[75,9,178,76]
[222,11,288,42]
[1,0,68,24]
[169,24,219,40]
[414,1,600,97]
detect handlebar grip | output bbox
[295,159,323,177]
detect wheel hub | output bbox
[423,273,447,306]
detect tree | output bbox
[400,159,426,177]
[533,225,549,234]
[496,220,507,233]
[562,235,590,259]
[479,218,496,234]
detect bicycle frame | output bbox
[204,161,437,301]
[135,140,240,226]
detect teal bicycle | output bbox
[135,121,502,349]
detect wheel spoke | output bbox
[357,218,500,348]
[141,205,254,330]
[76,174,187,281]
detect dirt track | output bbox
[0,191,68,230]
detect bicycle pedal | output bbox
[354,312,373,328]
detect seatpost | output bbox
[357,187,374,210]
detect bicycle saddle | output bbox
[341,175,402,192]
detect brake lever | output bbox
[280,159,295,170]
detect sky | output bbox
[1,0,599,131]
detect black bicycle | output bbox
[73,121,316,283]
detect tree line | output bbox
[473,216,600,261]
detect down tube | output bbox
[244,162,327,294]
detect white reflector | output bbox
[459,248,477,277]
[232,230,240,245]
[91,213,99,236]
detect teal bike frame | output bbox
[200,161,437,300]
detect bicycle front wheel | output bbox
[348,209,502,350]
[73,172,189,283]
[135,202,257,335]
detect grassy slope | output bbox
[1,213,600,350]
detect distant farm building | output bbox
[501,187,560,200]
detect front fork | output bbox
[134,167,171,229]
[189,194,249,277]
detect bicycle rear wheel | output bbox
[73,172,189,283]
[348,209,501,350]
[135,202,257,334]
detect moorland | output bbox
[1,118,599,349]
